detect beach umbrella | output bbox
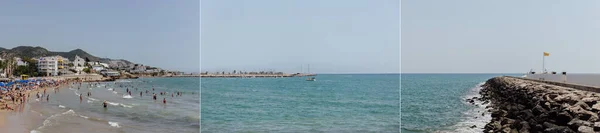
[0,82,5,87]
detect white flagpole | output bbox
[543,54,545,73]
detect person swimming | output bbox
[103,100,107,108]
[153,94,157,100]
[140,91,143,97]
[163,98,166,104]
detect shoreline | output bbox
[0,81,71,132]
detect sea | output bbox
[400,74,520,133]
[6,77,200,133]
[201,74,400,132]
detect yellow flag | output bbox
[544,52,550,56]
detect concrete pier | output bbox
[526,73,600,87]
[199,73,317,78]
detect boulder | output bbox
[591,102,600,111]
[517,110,534,120]
[532,105,547,115]
[491,110,507,117]
[564,105,598,121]
[567,118,592,130]
[555,112,572,125]
[544,126,576,133]
[594,122,600,131]
[543,122,559,129]
[578,126,594,133]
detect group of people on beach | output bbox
[0,78,74,111]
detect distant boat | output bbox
[306,64,315,81]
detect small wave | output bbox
[36,109,75,130]
[439,82,490,132]
[62,109,75,115]
[58,105,65,108]
[30,130,41,133]
[79,115,89,119]
[108,88,113,91]
[108,121,120,128]
[122,95,133,99]
[35,99,40,101]
[88,97,98,101]
[87,100,94,103]
[120,104,133,108]
[113,91,117,94]
[106,101,119,106]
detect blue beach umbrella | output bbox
[0,82,5,87]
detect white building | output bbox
[99,63,109,68]
[73,55,86,67]
[38,56,59,76]
[15,57,28,66]
[92,65,105,72]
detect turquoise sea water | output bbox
[400,74,520,133]
[201,74,400,132]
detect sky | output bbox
[201,0,400,74]
[0,0,200,73]
[403,0,600,73]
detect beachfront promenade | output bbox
[200,73,317,78]
[525,73,600,87]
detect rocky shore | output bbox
[471,76,600,133]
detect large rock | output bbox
[555,112,573,125]
[544,126,576,133]
[591,102,600,111]
[594,122,600,131]
[565,105,598,121]
[578,126,594,133]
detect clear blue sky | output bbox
[0,0,199,73]
[201,0,400,74]
[403,0,600,73]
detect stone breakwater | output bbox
[473,76,600,133]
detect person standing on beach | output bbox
[153,93,157,100]
[163,98,166,104]
[46,94,49,102]
[80,95,83,103]
[140,91,143,97]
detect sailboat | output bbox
[306,64,316,81]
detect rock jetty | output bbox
[476,76,600,133]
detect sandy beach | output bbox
[0,77,75,133]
